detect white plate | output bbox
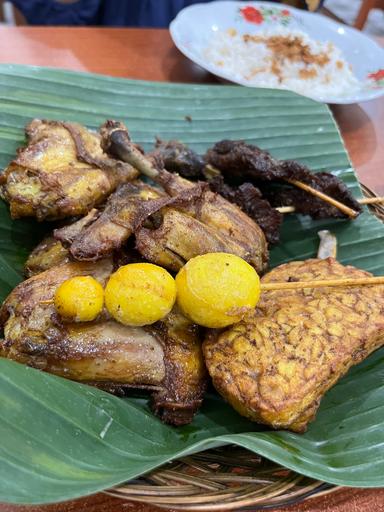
[170,1,384,104]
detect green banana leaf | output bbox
[0,65,383,504]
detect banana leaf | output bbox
[0,65,383,504]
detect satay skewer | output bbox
[40,273,384,307]
[101,124,361,219]
[205,163,360,218]
[285,179,359,218]
[276,196,384,214]
[261,275,384,292]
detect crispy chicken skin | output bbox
[155,171,269,272]
[0,260,206,425]
[0,119,138,220]
[203,258,384,432]
[55,180,167,261]
[24,236,70,278]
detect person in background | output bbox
[9,0,324,27]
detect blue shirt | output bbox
[12,0,216,27]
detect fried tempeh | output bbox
[203,258,384,432]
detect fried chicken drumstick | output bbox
[0,119,138,220]
[0,257,207,426]
[204,258,384,432]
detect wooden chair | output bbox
[354,0,384,30]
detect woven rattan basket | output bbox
[107,184,383,511]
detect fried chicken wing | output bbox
[203,258,384,432]
[55,181,166,261]
[0,260,206,425]
[0,119,138,220]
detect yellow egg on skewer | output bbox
[175,253,261,328]
[104,263,176,327]
[54,276,104,322]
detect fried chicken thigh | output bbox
[0,120,138,220]
[0,259,206,425]
[204,258,384,432]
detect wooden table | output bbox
[0,26,383,512]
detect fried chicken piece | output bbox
[99,120,269,273]
[24,236,70,278]
[0,119,138,220]
[25,209,102,277]
[55,181,167,261]
[136,207,258,272]
[0,260,206,425]
[53,208,100,245]
[203,258,384,432]
[150,138,206,180]
[150,140,282,244]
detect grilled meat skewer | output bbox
[206,140,361,218]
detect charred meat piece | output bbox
[150,139,206,180]
[208,176,283,245]
[100,120,269,273]
[204,258,384,432]
[263,170,361,220]
[0,260,206,425]
[0,119,138,220]
[205,140,362,218]
[206,139,284,181]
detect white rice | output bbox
[204,28,361,99]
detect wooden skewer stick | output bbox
[276,196,384,214]
[40,275,384,307]
[203,163,361,218]
[285,179,359,218]
[261,276,384,291]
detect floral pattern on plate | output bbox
[170,1,384,104]
[239,6,293,26]
[367,69,384,87]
